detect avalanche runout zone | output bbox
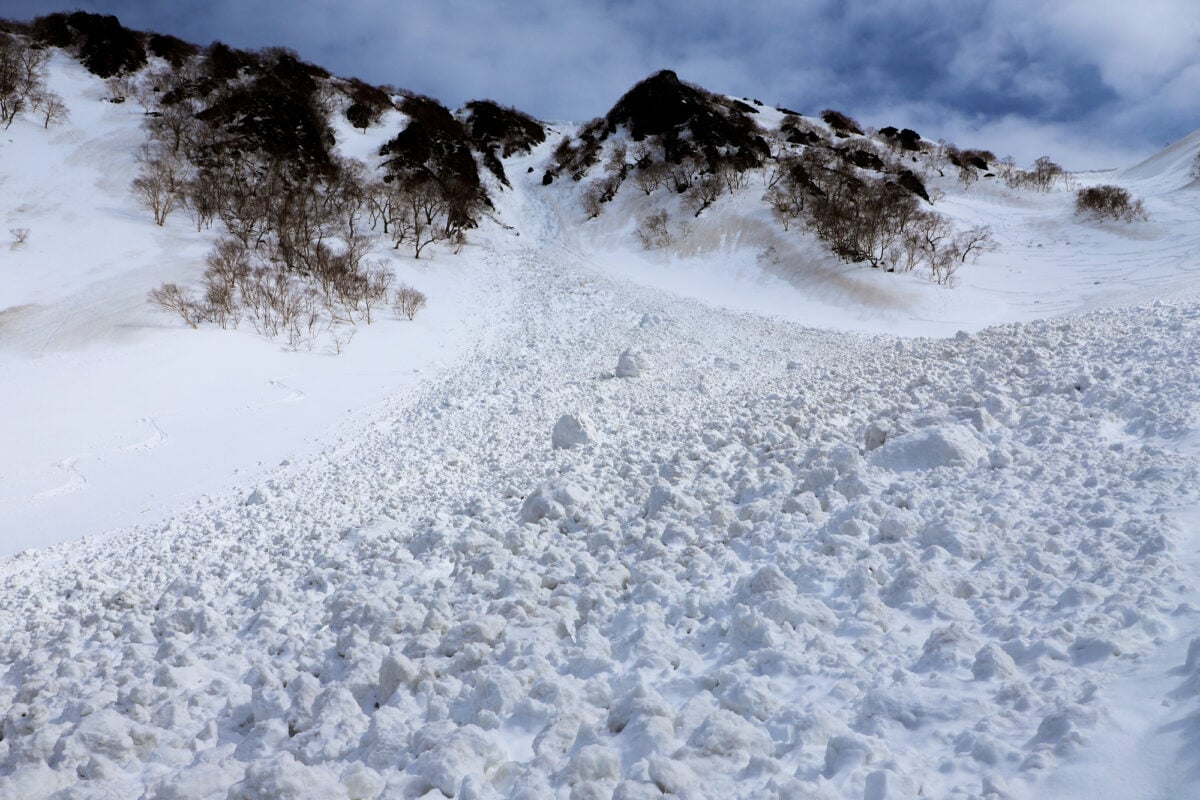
[2,243,1200,799]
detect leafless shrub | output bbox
[582,181,606,219]
[634,209,673,249]
[632,161,668,195]
[667,156,702,193]
[329,324,356,354]
[925,225,996,285]
[9,227,29,246]
[1075,185,1147,222]
[684,175,723,216]
[764,173,807,231]
[104,75,134,103]
[201,271,239,329]
[149,283,203,328]
[1022,156,1065,191]
[32,90,67,128]
[393,284,427,320]
[132,144,188,226]
[718,160,750,193]
[389,176,448,258]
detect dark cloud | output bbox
[4,0,1198,168]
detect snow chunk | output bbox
[519,479,594,524]
[973,643,1018,681]
[644,481,702,519]
[227,753,350,800]
[823,734,877,776]
[870,423,988,472]
[615,349,648,378]
[410,726,504,797]
[566,743,621,783]
[865,769,919,800]
[244,486,274,506]
[552,413,601,449]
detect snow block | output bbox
[519,479,594,524]
[552,413,601,449]
[869,423,988,472]
[615,349,647,378]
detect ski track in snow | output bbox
[3,214,1200,798]
[14,417,169,503]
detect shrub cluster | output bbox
[121,37,466,349]
[1074,185,1147,222]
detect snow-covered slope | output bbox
[2,53,1200,800]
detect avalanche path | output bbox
[2,192,1200,799]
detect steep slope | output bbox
[1120,127,1200,189]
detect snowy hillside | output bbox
[3,19,1200,800]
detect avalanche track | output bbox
[3,190,1200,800]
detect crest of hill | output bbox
[1,10,554,220]
[1121,127,1200,189]
[548,69,768,180]
[602,69,764,157]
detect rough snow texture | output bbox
[4,254,1200,799]
[3,58,1200,800]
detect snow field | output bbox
[2,238,1199,797]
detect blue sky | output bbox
[5,0,1199,169]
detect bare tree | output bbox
[393,284,427,320]
[132,144,189,225]
[765,173,807,231]
[954,225,997,262]
[105,75,135,104]
[32,90,67,128]
[632,161,668,195]
[634,209,673,249]
[390,177,447,258]
[149,283,203,328]
[146,100,202,155]
[685,175,723,217]
[581,181,606,219]
[667,156,702,193]
[359,262,393,324]
[1027,156,1065,191]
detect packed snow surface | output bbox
[3,58,1200,800]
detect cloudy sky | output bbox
[6,0,1199,169]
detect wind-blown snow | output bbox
[3,57,1200,800]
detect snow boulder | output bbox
[552,413,601,449]
[519,479,595,525]
[869,423,988,472]
[615,349,648,378]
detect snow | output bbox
[2,55,1200,800]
